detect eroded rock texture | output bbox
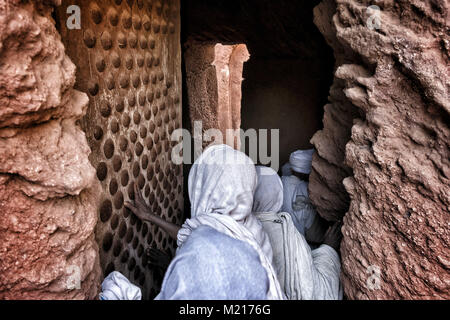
[311,0,449,299]
[0,0,100,299]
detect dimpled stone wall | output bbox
[57,0,183,299]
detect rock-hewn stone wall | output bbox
[56,0,184,300]
[311,0,449,299]
[0,0,100,299]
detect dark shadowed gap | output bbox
[181,0,334,173]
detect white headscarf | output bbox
[253,166,284,213]
[177,144,285,300]
[289,149,314,174]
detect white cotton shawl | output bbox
[255,212,343,300]
[177,144,285,300]
[253,166,284,213]
[99,271,142,300]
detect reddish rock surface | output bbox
[0,0,100,299]
[311,0,449,299]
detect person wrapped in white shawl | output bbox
[99,271,142,300]
[253,166,343,300]
[176,144,285,300]
[125,144,285,300]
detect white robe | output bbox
[253,166,284,213]
[255,211,343,300]
[177,145,285,300]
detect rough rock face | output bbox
[309,0,363,222]
[311,0,449,299]
[184,41,249,150]
[0,0,100,299]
